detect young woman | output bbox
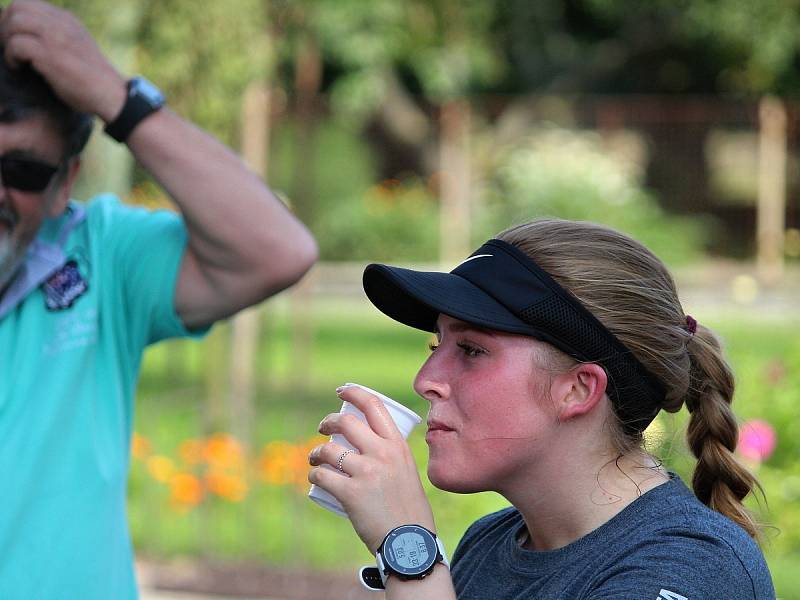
[308,219,775,599]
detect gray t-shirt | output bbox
[451,476,774,599]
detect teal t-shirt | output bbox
[0,196,199,599]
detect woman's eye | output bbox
[457,342,484,357]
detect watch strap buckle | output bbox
[359,566,385,591]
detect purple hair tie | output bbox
[685,315,698,335]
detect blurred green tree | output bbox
[135,0,271,147]
[495,0,800,96]
[264,0,508,261]
[57,0,270,147]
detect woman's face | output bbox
[414,314,562,494]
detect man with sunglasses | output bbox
[0,1,317,598]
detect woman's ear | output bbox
[550,363,608,422]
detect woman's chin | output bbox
[427,465,483,494]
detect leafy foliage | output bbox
[134,0,270,147]
[497,0,800,95]
[55,0,271,147]
[315,0,503,103]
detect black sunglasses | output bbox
[0,155,61,192]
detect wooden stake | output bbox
[757,96,787,285]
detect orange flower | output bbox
[204,433,245,470]
[257,436,325,489]
[146,455,175,483]
[169,472,203,509]
[206,470,248,502]
[294,437,326,490]
[179,439,205,465]
[259,440,297,484]
[257,453,292,485]
[130,432,152,460]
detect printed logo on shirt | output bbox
[657,590,688,600]
[42,260,88,311]
[43,306,98,356]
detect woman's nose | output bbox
[413,352,449,404]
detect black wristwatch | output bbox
[359,524,449,591]
[104,76,165,143]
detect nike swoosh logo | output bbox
[456,254,493,268]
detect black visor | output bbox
[363,239,665,434]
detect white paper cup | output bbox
[309,383,422,517]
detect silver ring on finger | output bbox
[336,449,356,472]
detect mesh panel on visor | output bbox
[520,296,660,434]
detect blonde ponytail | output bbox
[685,326,762,538]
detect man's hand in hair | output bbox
[0,0,126,122]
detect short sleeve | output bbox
[87,196,207,349]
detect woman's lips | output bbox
[426,418,454,432]
[426,419,455,441]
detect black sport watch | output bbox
[104,76,165,143]
[359,524,449,591]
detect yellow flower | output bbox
[146,455,175,483]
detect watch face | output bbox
[132,77,165,106]
[383,525,438,576]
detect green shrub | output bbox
[478,126,708,266]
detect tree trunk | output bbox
[228,81,272,448]
[288,36,322,390]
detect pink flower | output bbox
[738,420,777,463]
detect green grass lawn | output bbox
[131,296,800,597]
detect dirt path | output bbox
[137,560,381,600]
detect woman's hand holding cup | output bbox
[308,383,436,553]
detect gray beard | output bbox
[0,235,22,294]
[0,203,23,294]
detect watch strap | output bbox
[104,77,164,143]
[438,536,450,568]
